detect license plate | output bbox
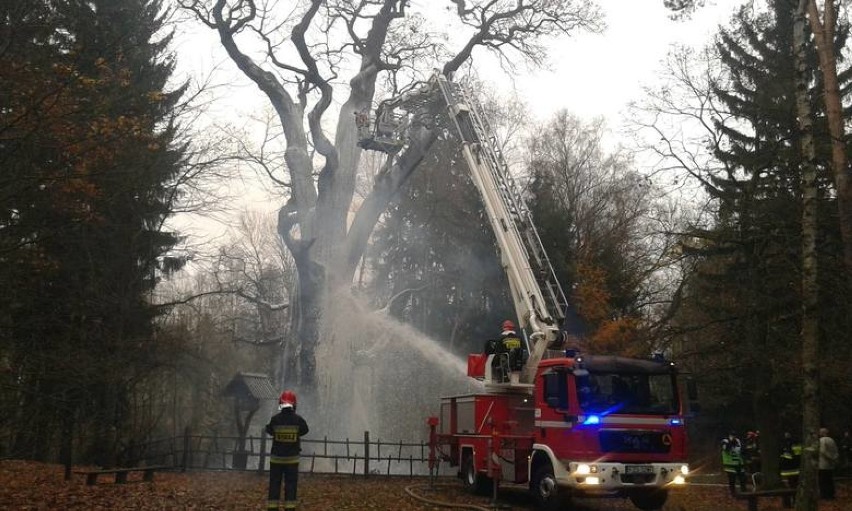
[625,465,655,474]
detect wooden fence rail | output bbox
[134,429,436,477]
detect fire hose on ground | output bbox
[415,419,509,510]
[404,484,497,511]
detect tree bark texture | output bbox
[793,2,820,509]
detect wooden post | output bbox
[364,431,370,477]
[61,412,74,481]
[258,432,267,474]
[181,426,191,472]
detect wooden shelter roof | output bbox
[223,372,278,401]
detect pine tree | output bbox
[0,0,186,464]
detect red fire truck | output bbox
[431,352,689,511]
[358,73,690,510]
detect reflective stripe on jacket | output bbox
[266,409,309,464]
[721,438,744,473]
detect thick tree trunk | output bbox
[342,126,439,281]
[285,251,326,390]
[793,2,820,509]
[60,410,74,480]
[749,313,781,488]
[12,386,49,460]
[754,383,783,488]
[296,286,322,390]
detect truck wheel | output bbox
[461,453,492,496]
[531,463,570,511]
[629,489,668,511]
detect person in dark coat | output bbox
[492,320,524,382]
[266,390,309,510]
[743,431,761,476]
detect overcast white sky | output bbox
[495,0,743,124]
[173,0,745,244]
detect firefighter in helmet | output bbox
[266,390,309,510]
[743,431,761,476]
[492,320,524,382]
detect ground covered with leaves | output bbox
[1,460,849,510]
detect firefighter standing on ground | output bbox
[780,431,802,485]
[721,431,747,495]
[266,390,309,510]
[743,431,760,476]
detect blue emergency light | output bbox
[583,415,601,425]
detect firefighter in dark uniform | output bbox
[743,431,761,477]
[492,320,524,382]
[266,390,309,510]
[780,431,802,486]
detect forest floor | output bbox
[1,460,850,510]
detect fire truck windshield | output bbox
[577,372,679,415]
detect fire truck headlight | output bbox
[576,464,591,475]
[584,476,600,485]
[673,475,686,485]
[680,465,689,476]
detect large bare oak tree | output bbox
[181,0,602,390]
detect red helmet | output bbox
[279,390,297,410]
[501,320,515,331]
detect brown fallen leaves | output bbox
[0,460,848,510]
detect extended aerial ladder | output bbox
[356,72,569,384]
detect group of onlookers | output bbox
[721,427,851,500]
